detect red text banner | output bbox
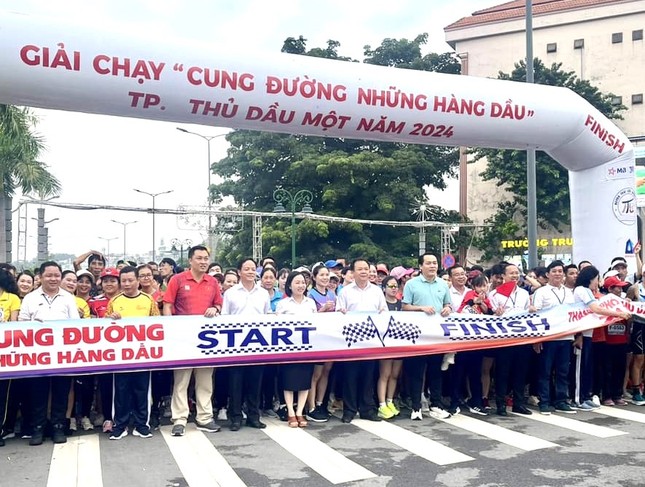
[0,295,637,379]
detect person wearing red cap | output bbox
[375,263,389,286]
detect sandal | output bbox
[287,416,299,428]
[296,416,308,428]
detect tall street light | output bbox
[134,188,174,262]
[176,127,228,254]
[273,189,313,267]
[111,219,137,261]
[98,236,118,265]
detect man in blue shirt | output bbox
[403,253,453,420]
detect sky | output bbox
[2,0,497,264]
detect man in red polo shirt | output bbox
[163,245,223,436]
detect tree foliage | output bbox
[472,60,625,261]
[0,105,61,261]
[213,36,465,267]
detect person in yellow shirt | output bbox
[106,266,160,440]
[0,269,21,447]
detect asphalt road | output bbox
[3,404,645,487]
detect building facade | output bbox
[444,0,645,263]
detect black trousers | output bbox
[74,375,95,418]
[4,378,29,435]
[28,376,71,430]
[0,379,10,432]
[600,343,629,400]
[228,365,263,423]
[404,354,443,410]
[342,360,377,417]
[260,365,277,410]
[151,369,172,413]
[113,371,151,430]
[495,345,530,407]
[98,373,114,421]
[451,351,484,408]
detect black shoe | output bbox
[306,406,329,423]
[0,437,4,447]
[52,426,67,444]
[150,414,160,431]
[512,405,533,415]
[361,413,382,422]
[29,432,44,446]
[496,407,508,417]
[276,405,288,422]
[341,414,353,424]
[245,419,266,429]
[230,422,241,432]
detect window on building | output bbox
[633,94,644,105]
[611,96,623,106]
[573,39,584,49]
[634,29,644,41]
[546,42,557,53]
[612,32,623,44]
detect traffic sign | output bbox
[442,253,455,269]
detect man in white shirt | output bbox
[489,263,533,416]
[448,265,469,311]
[532,260,576,415]
[336,258,386,423]
[19,261,80,446]
[222,258,271,431]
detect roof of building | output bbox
[445,0,629,31]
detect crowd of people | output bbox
[0,246,642,447]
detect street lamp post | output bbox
[134,188,173,262]
[176,127,228,254]
[111,220,137,261]
[273,189,313,267]
[98,236,118,265]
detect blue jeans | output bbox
[538,340,571,406]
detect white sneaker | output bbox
[217,408,228,421]
[527,395,540,406]
[428,406,451,420]
[410,409,423,421]
[80,417,94,431]
[420,395,430,413]
[69,419,77,432]
[591,395,601,407]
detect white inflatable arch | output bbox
[0,12,635,268]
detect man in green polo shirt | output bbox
[403,253,453,420]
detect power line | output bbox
[21,198,485,229]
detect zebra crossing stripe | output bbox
[513,410,627,438]
[592,405,645,423]
[441,414,559,451]
[261,419,377,484]
[351,418,474,465]
[47,435,103,487]
[160,425,246,487]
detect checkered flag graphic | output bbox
[342,317,379,348]
[383,317,421,344]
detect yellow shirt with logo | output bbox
[106,292,160,318]
[0,291,21,321]
[75,296,91,319]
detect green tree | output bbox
[0,105,61,262]
[213,36,466,267]
[472,60,624,261]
